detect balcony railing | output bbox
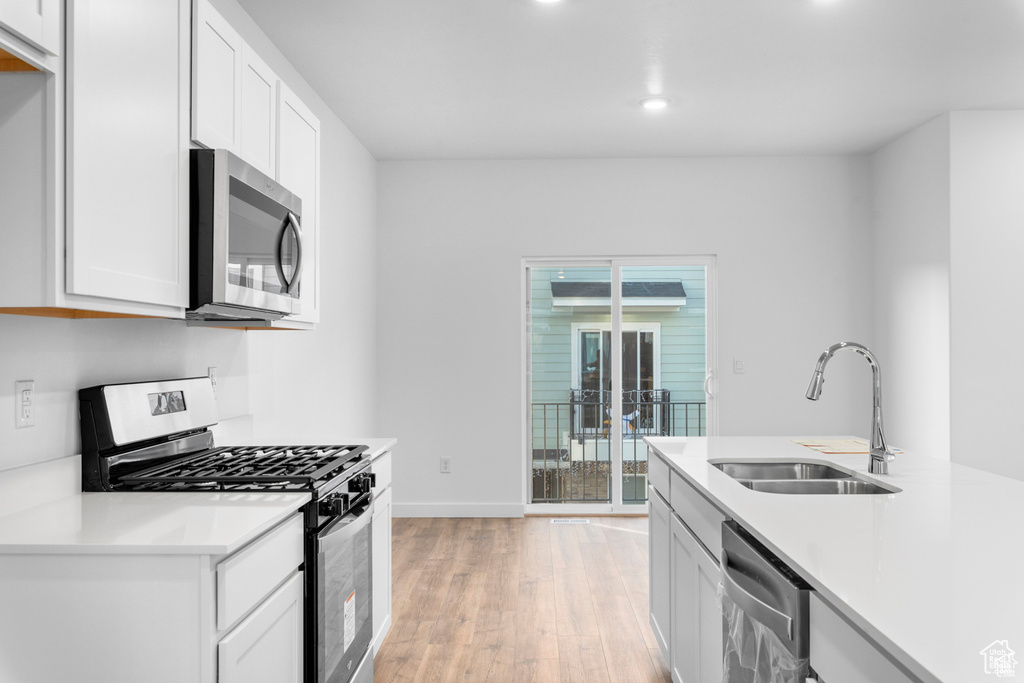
[530,389,705,504]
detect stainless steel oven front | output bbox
[313,489,374,683]
[190,148,304,322]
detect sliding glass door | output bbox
[525,257,716,512]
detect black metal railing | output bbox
[568,388,704,440]
[530,390,705,504]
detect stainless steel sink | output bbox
[710,459,901,495]
[712,461,852,481]
[735,479,901,495]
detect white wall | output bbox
[949,111,1024,481]
[209,0,381,440]
[0,317,251,470]
[378,157,875,516]
[869,115,951,461]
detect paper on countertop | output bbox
[794,438,902,454]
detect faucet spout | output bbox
[804,342,894,475]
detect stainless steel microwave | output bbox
[188,148,303,322]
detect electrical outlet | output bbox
[208,367,218,397]
[15,380,35,428]
[440,457,452,474]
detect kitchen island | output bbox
[646,436,1024,683]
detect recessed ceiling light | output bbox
[641,96,669,111]
[536,0,562,3]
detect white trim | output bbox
[552,297,686,308]
[521,255,719,511]
[393,503,525,518]
[569,322,663,392]
[610,266,622,508]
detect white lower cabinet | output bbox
[371,450,394,655]
[0,513,304,683]
[219,571,303,683]
[649,453,725,683]
[810,594,916,683]
[649,485,672,662]
[670,514,724,683]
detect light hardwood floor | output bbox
[374,516,671,683]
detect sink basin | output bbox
[710,459,901,495]
[712,461,853,480]
[736,479,901,495]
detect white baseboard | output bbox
[393,503,525,518]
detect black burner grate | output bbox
[119,444,367,492]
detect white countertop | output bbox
[0,437,394,556]
[0,491,308,555]
[645,436,1024,683]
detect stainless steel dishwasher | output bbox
[721,521,812,683]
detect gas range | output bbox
[78,376,376,683]
[79,376,369,497]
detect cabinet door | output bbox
[219,571,303,683]
[0,0,59,55]
[649,485,671,665]
[670,514,698,683]
[671,513,723,683]
[276,83,320,324]
[66,0,189,310]
[192,0,241,151]
[371,484,393,656]
[694,533,723,683]
[239,43,277,177]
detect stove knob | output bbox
[351,472,376,494]
[318,493,348,517]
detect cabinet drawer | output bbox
[219,571,303,683]
[372,450,392,495]
[217,514,304,631]
[810,594,916,683]
[670,470,727,560]
[649,453,670,500]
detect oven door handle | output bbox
[317,496,374,554]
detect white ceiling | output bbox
[236,0,1024,160]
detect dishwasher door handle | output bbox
[721,549,794,639]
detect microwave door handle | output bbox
[274,212,304,295]
[286,212,303,294]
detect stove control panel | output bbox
[351,472,376,494]
[318,492,349,517]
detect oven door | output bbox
[191,148,304,320]
[317,496,374,683]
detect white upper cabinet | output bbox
[239,44,277,178]
[0,0,60,56]
[65,0,189,312]
[276,82,320,325]
[190,0,319,328]
[192,0,241,152]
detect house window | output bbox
[571,323,661,432]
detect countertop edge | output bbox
[0,492,311,556]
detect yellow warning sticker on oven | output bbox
[344,590,356,652]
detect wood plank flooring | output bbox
[375,516,671,683]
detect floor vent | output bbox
[551,519,590,525]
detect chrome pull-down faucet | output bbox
[805,341,895,475]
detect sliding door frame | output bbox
[522,255,718,514]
